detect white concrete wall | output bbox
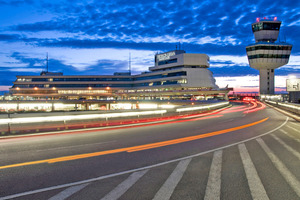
[185,68,218,89]
[259,69,275,94]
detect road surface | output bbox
[0,101,299,200]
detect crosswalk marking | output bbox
[271,134,300,160]
[238,143,269,200]
[290,122,300,127]
[48,183,89,200]
[280,129,300,143]
[286,124,300,132]
[204,150,222,200]
[100,169,148,200]
[152,158,191,200]
[257,138,300,198]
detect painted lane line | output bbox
[48,183,89,200]
[0,117,288,200]
[152,158,191,200]
[271,134,300,160]
[238,143,269,200]
[204,150,222,200]
[101,170,148,200]
[127,117,267,153]
[280,129,300,143]
[256,138,300,198]
[290,122,300,127]
[286,125,300,132]
[0,117,268,170]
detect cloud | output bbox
[0,86,10,91]
[0,34,21,42]
[0,0,34,6]
[235,14,245,25]
[0,0,299,92]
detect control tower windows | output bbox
[252,22,280,32]
[246,45,292,52]
[248,54,290,59]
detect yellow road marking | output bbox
[0,117,268,170]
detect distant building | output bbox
[246,17,292,95]
[287,78,300,103]
[9,50,231,100]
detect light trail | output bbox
[244,101,266,113]
[0,117,268,170]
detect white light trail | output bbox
[0,110,167,125]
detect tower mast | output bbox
[129,52,131,75]
[46,52,49,72]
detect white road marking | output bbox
[101,169,148,200]
[153,158,191,200]
[257,138,300,198]
[238,143,269,200]
[204,150,222,200]
[290,122,300,127]
[271,134,300,160]
[286,125,300,132]
[0,117,289,200]
[280,129,300,143]
[48,183,89,200]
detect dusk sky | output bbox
[0,0,299,94]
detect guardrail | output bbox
[0,101,229,137]
[265,100,300,115]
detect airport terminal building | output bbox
[9,50,231,101]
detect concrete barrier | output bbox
[265,100,300,115]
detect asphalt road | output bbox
[0,101,299,200]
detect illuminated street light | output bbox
[34,87,38,90]
[16,87,20,90]
[106,87,110,90]
[88,87,92,90]
[52,87,56,90]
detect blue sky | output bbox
[0,0,299,93]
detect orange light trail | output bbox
[0,117,268,170]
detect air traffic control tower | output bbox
[246,17,292,95]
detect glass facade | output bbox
[133,71,186,81]
[13,71,187,89]
[158,58,177,66]
[133,79,187,87]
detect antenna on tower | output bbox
[129,52,131,75]
[284,34,286,43]
[46,52,49,72]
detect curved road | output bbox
[0,101,299,200]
